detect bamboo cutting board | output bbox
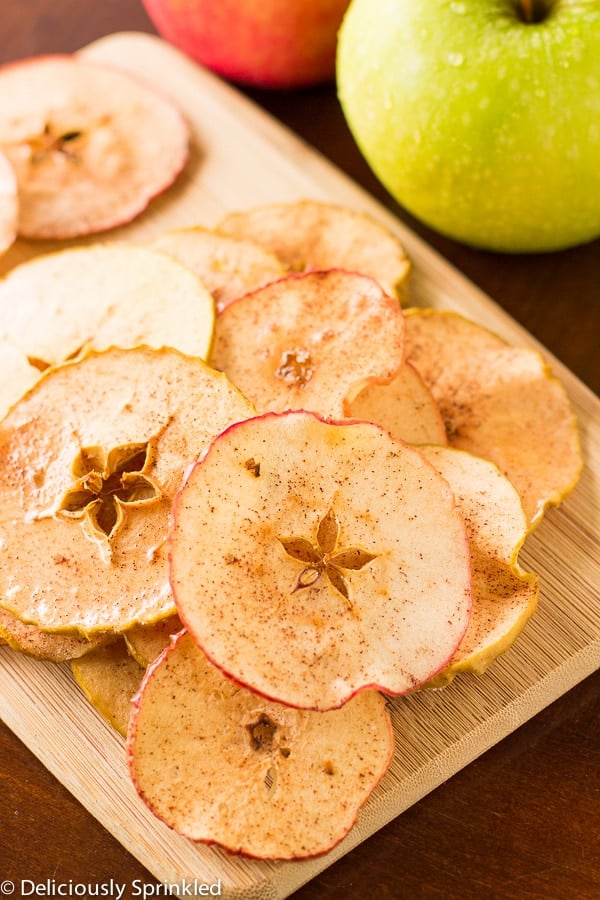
[1,31,599,900]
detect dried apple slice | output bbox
[125,614,182,667]
[219,199,411,299]
[128,630,394,859]
[348,362,447,445]
[0,607,110,662]
[405,310,583,526]
[0,346,255,634]
[420,446,539,686]
[0,55,189,239]
[0,150,17,255]
[72,639,144,737]
[170,410,471,710]
[210,269,404,418]
[0,241,214,371]
[150,226,285,313]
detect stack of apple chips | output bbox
[0,54,583,859]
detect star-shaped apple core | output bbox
[279,507,377,605]
[26,122,86,165]
[58,442,162,542]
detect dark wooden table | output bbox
[1,2,598,898]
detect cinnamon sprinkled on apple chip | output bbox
[128,630,394,859]
[0,55,189,239]
[219,199,410,299]
[405,309,583,526]
[210,269,404,418]
[170,410,471,710]
[0,346,255,634]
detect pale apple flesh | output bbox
[127,630,394,859]
[0,150,17,255]
[219,199,410,299]
[210,269,404,419]
[0,346,256,634]
[124,614,183,668]
[0,55,189,239]
[404,309,582,527]
[150,225,285,313]
[72,639,144,737]
[347,361,447,446]
[420,446,539,686]
[0,243,216,419]
[0,607,111,663]
[170,410,472,710]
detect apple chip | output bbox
[210,269,404,418]
[72,639,144,737]
[348,362,447,445]
[0,608,111,663]
[0,150,17,255]
[170,410,471,710]
[0,55,189,239]
[219,199,410,299]
[0,346,255,634]
[150,226,285,313]
[125,615,183,668]
[128,630,394,859]
[405,310,583,526]
[420,446,539,686]
[0,242,215,393]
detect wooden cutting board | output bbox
[1,31,599,900]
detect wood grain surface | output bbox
[0,3,599,900]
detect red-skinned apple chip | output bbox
[170,410,472,710]
[128,630,394,859]
[210,269,404,418]
[0,55,189,239]
[0,346,255,634]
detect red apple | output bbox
[141,0,351,89]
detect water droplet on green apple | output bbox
[447,52,464,67]
[450,2,466,13]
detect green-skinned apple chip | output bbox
[170,410,471,710]
[405,309,583,526]
[0,346,255,634]
[0,607,110,663]
[210,269,404,418]
[219,199,410,299]
[128,630,394,859]
[0,55,189,239]
[421,446,539,686]
[0,243,215,417]
[72,639,144,737]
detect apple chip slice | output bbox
[405,309,583,526]
[128,630,394,859]
[0,346,255,634]
[72,639,144,737]
[420,446,539,686]
[210,269,404,418]
[0,55,189,239]
[0,150,17,255]
[150,226,285,313]
[348,362,447,445]
[219,199,411,299]
[171,410,471,710]
[125,615,182,667]
[0,608,110,663]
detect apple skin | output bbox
[337,0,600,253]
[142,0,351,89]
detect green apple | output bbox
[142,0,351,89]
[337,0,600,252]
